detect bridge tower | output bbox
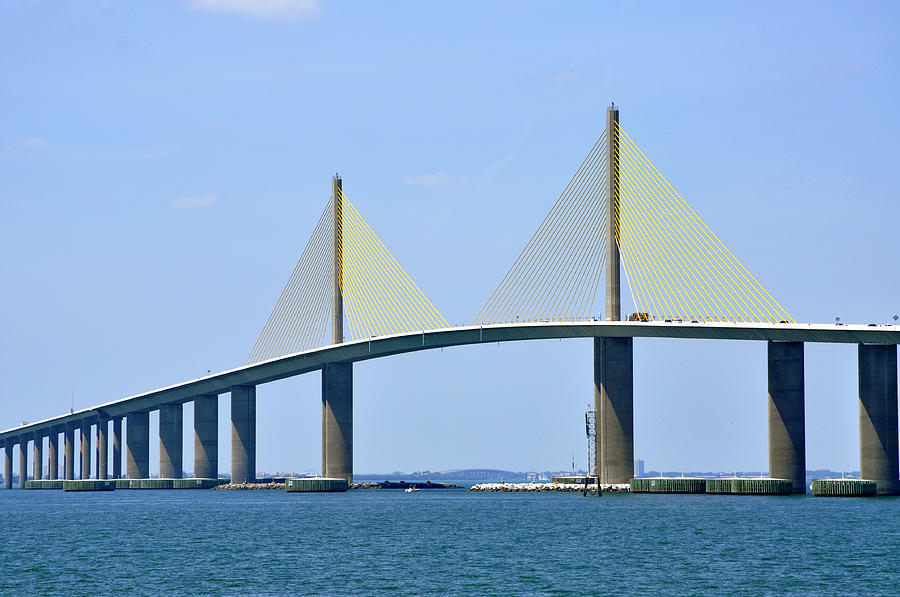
[605,104,620,323]
[594,103,634,484]
[332,174,344,346]
[322,174,354,482]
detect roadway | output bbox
[2,320,899,442]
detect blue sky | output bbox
[1,0,898,474]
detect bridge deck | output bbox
[2,321,898,442]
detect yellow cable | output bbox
[616,126,751,321]
[619,127,791,321]
[619,184,679,319]
[342,205,395,336]
[620,162,707,320]
[619,199,665,318]
[619,152,717,320]
[474,134,606,324]
[342,192,448,332]
[546,176,606,321]
[618,141,745,321]
[622,174,687,320]
[491,148,606,323]
[532,163,608,321]
[347,199,445,330]
[618,127,767,321]
[616,204,651,316]
[345,194,447,329]
[261,202,331,356]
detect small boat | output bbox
[405,485,419,493]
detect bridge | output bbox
[2,106,898,494]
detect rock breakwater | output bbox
[468,482,630,493]
[212,482,285,490]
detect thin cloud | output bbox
[0,137,51,159]
[548,68,584,85]
[169,193,219,210]
[481,114,538,180]
[401,171,470,186]
[185,0,321,21]
[23,137,49,150]
[812,59,865,78]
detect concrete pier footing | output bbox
[97,419,108,480]
[159,404,183,479]
[48,432,58,480]
[3,443,11,489]
[126,412,150,480]
[18,443,26,488]
[594,337,634,484]
[322,362,353,482]
[80,423,92,479]
[858,343,899,496]
[706,478,793,495]
[64,480,115,492]
[112,418,122,479]
[631,477,706,493]
[230,386,256,484]
[32,434,43,482]
[194,394,218,480]
[767,341,806,493]
[64,425,74,480]
[811,479,877,497]
[285,477,349,493]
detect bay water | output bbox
[1,489,897,595]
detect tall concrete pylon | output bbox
[605,104,620,322]
[331,175,344,345]
[323,174,353,482]
[595,103,634,484]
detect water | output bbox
[1,489,898,595]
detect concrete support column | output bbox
[858,344,899,496]
[3,442,11,489]
[159,404,183,479]
[64,425,75,480]
[112,418,122,479]
[231,386,256,484]
[768,341,806,493]
[594,336,633,484]
[96,418,108,480]
[126,412,150,480]
[322,362,353,482]
[48,432,59,480]
[194,395,218,480]
[18,442,26,488]
[80,422,92,480]
[32,434,43,481]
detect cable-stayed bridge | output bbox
[2,106,898,494]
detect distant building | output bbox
[634,459,645,478]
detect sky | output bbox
[1,0,898,475]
